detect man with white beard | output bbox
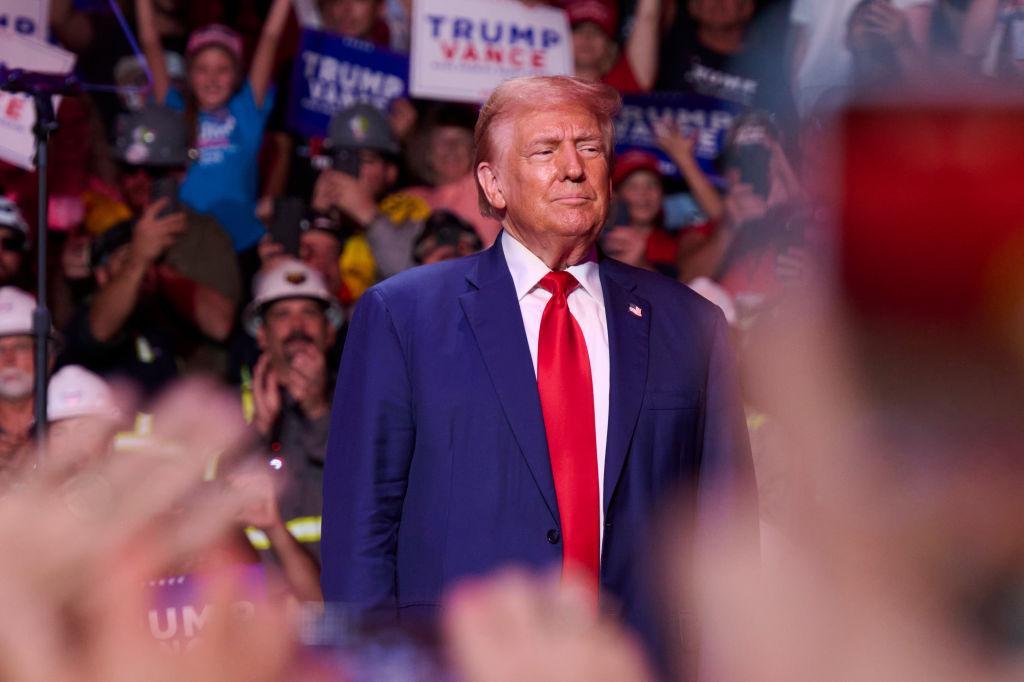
[0,287,54,481]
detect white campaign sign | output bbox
[0,30,76,170]
[409,0,572,103]
[0,0,49,41]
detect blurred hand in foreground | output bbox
[0,379,311,682]
[443,569,656,682]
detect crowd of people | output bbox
[0,0,1022,680]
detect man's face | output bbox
[257,298,334,373]
[0,334,35,400]
[430,126,475,185]
[321,0,381,40]
[299,231,343,296]
[618,170,663,226]
[119,166,153,213]
[0,228,24,285]
[355,149,396,199]
[480,104,611,250]
[572,22,611,71]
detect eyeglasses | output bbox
[117,163,169,180]
[0,237,24,252]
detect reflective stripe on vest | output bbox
[113,412,154,451]
[245,527,271,550]
[244,516,322,551]
[285,516,322,543]
[240,365,254,425]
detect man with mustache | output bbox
[242,259,342,561]
[0,287,56,485]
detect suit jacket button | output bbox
[547,529,561,544]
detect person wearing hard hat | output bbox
[110,105,242,312]
[58,106,243,398]
[0,197,31,290]
[45,365,123,474]
[240,258,342,562]
[310,103,425,280]
[0,287,58,482]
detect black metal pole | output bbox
[31,91,58,462]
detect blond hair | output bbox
[474,76,621,219]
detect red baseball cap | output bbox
[613,149,662,186]
[565,0,618,39]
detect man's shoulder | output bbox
[364,253,485,307]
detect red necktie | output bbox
[536,271,600,593]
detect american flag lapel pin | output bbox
[628,303,643,318]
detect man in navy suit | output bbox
[321,75,754,665]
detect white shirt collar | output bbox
[501,231,603,305]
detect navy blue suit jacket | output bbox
[321,239,754,660]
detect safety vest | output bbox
[237,370,321,551]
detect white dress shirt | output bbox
[501,231,610,545]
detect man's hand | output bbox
[861,0,912,48]
[653,117,698,166]
[602,225,652,269]
[256,234,289,272]
[311,170,354,213]
[724,181,768,227]
[251,353,282,438]
[229,468,283,531]
[284,346,328,420]
[443,570,656,682]
[128,198,186,266]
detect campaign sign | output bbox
[0,0,49,41]
[286,29,409,139]
[147,564,266,652]
[0,30,75,170]
[614,92,740,184]
[409,0,572,103]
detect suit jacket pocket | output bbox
[644,388,701,411]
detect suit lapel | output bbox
[600,261,650,514]
[459,241,560,523]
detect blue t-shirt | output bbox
[167,82,273,252]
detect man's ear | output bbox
[477,161,506,211]
[385,162,398,188]
[94,265,109,288]
[256,326,267,352]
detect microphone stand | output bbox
[0,68,79,463]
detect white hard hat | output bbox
[243,259,343,336]
[47,365,120,422]
[0,286,37,337]
[0,286,59,341]
[687,276,738,327]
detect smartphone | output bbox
[269,197,305,257]
[151,176,180,217]
[331,147,362,178]
[737,145,771,199]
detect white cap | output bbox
[47,365,120,422]
[243,259,343,336]
[0,196,28,236]
[687,276,737,327]
[0,286,37,337]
